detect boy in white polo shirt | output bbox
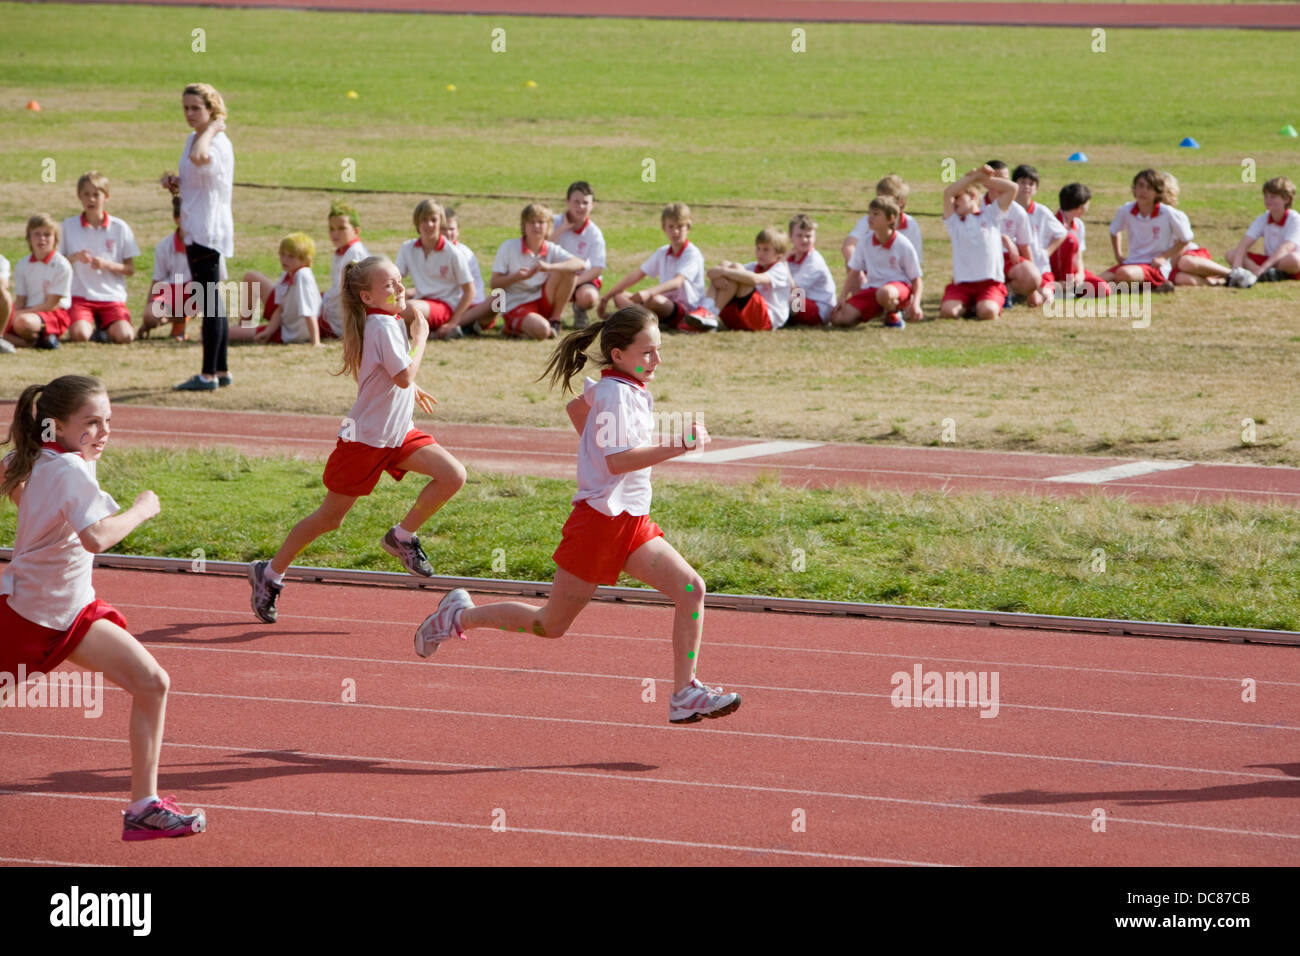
[834,197,923,329]
[844,175,922,273]
[490,203,584,340]
[939,165,1016,321]
[1011,164,1068,307]
[6,214,73,350]
[1227,176,1300,286]
[396,199,473,340]
[1099,168,1192,290]
[785,213,836,326]
[552,181,607,329]
[600,202,713,332]
[707,227,793,331]
[60,171,140,344]
[231,232,323,345]
[320,201,369,340]
[983,161,1040,306]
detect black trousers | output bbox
[185,242,228,375]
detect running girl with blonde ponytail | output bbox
[248,256,466,623]
[1,375,206,840]
[415,305,742,725]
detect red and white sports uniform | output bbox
[321,238,369,337]
[492,238,580,314]
[945,204,1007,283]
[1244,209,1300,272]
[720,260,792,331]
[60,212,139,303]
[150,231,227,312]
[396,236,472,307]
[1109,201,1194,269]
[846,231,921,318]
[1049,213,1110,295]
[262,266,322,343]
[1,446,127,675]
[322,309,435,497]
[552,370,663,585]
[11,251,73,335]
[1021,201,1068,277]
[640,241,707,311]
[552,214,607,278]
[786,248,836,324]
[851,212,922,266]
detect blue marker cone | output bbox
[1067,151,1087,162]
[1179,137,1200,148]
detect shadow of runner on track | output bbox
[135,621,349,644]
[978,768,1300,809]
[1,752,660,795]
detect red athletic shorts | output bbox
[68,298,131,331]
[418,298,454,329]
[1002,250,1023,277]
[1246,251,1299,278]
[847,282,911,320]
[787,300,822,326]
[503,291,554,335]
[0,595,126,676]
[572,277,602,301]
[318,315,339,340]
[322,428,437,497]
[552,500,664,586]
[6,307,72,337]
[1169,247,1214,283]
[149,281,190,315]
[719,291,772,331]
[1040,271,1055,290]
[941,279,1007,314]
[1108,262,1167,285]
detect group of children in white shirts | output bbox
[3,169,1298,354]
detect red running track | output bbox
[4,402,1297,505]
[2,567,1298,866]
[66,0,1300,31]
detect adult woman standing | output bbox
[162,83,234,391]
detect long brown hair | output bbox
[540,305,657,395]
[335,256,392,381]
[2,375,106,497]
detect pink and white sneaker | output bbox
[669,678,741,724]
[122,796,206,841]
[415,588,474,658]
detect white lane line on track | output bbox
[128,644,1300,730]
[5,733,1296,842]
[111,602,1300,688]
[1044,461,1194,484]
[0,789,946,866]
[17,690,1290,781]
[672,440,823,464]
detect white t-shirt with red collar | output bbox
[1245,209,1300,257]
[60,212,140,303]
[13,251,73,310]
[640,241,706,310]
[576,370,654,517]
[321,238,370,336]
[847,231,922,287]
[1,446,119,631]
[552,214,607,272]
[341,310,414,448]
[1021,201,1069,274]
[786,248,837,316]
[492,238,580,313]
[1109,201,1194,264]
[851,212,923,266]
[742,259,793,328]
[396,236,472,305]
[944,203,1008,283]
[269,267,322,343]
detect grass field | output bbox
[1,446,1295,631]
[2,4,1299,627]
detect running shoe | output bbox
[1227,267,1257,289]
[573,307,589,330]
[174,374,216,391]
[122,796,206,841]
[883,312,906,329]
[36,333,60,350]
[218,372,233,387]
[249,560,282,624]
[382,528,434,577]
[415,588,473,657]
[90,327,110,344]
[669,678,742,724]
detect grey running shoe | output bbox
[249,560,282,623]
[382,528,434,577]
[122,795,206,841]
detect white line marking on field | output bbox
[1044,460,1193,484]
[0,856,107,868]
[4,736,1297,842]
[672,440,822,464]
